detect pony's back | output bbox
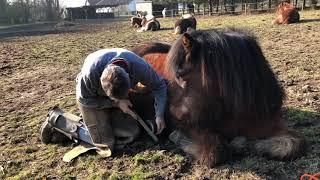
[131,42,171,78]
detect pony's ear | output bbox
[182,33,193,51]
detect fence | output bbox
[3,0,317,24]
[151,1,319,18]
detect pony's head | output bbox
[277,2,295,14]
[165,29,285,118]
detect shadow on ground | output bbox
[299,18,320,23]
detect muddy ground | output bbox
[0,11,319,179]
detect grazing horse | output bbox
[273,1,300,24]
[174,15,197,34]
[132,29,306,167]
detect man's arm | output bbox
[136,63,167,134]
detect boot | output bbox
[40,106,93,145]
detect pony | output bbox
[174,15,197,34]
[131,42,170,79]
[273,1,300,24]
[130,16,143,28]
[137,15,161,32]
[132,29,306,167]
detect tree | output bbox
[0,0,7,19]
[193,0,206,13]
[208,0,213,15]
[44,0,60,20]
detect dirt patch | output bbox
[0,11,320,179]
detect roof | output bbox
[64,0,132,8]
[86,0,132,7]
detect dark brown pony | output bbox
[131,16,143,28]
[174,16,197,34]
[139,17,161,32]
[273,1,300,24]
[132,29,305,167]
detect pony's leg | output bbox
[173,26,181,34]
[253,129,306,160]
[174,129,230,167]
[193,130,230,167]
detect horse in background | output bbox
[137,14,161,32]
[273,1,300,24]
[132,29,306,167]
[130,14,161,31]
[131,16,143,28]
[174,14,197,34]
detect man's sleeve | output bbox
[139,65,167,118]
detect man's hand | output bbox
[155,116,166,134]
[117,99,137,120]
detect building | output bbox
[65,0,132,19]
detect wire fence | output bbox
[98,1,320,20]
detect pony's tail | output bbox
[253,131,306,160]
[231,131,306,160]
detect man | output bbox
[41,48,167,153]
[162,8,167,18]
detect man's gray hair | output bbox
[100,64,130,100]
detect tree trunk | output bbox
[268,0,271,10]
[254,0,258,10]
[24,0,30,23]
[215,0,219,12]
[0,0,6,23]
[0,0,6,12]
[208,0,213,15]
[46,0,54,20]
[231,0,235,13]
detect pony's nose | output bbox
[176,69,186,78]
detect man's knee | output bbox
[79,104,115,149]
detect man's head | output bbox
[100,64,130,100]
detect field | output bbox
[0,11,320,179]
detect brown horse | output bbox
[174,15,197,34]
[137,16,161,32]
[131,16,143,28]
[132,29,306,167]
[273,1,300,24]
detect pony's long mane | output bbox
[165,29,285,120]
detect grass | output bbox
[0,10,320,179]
